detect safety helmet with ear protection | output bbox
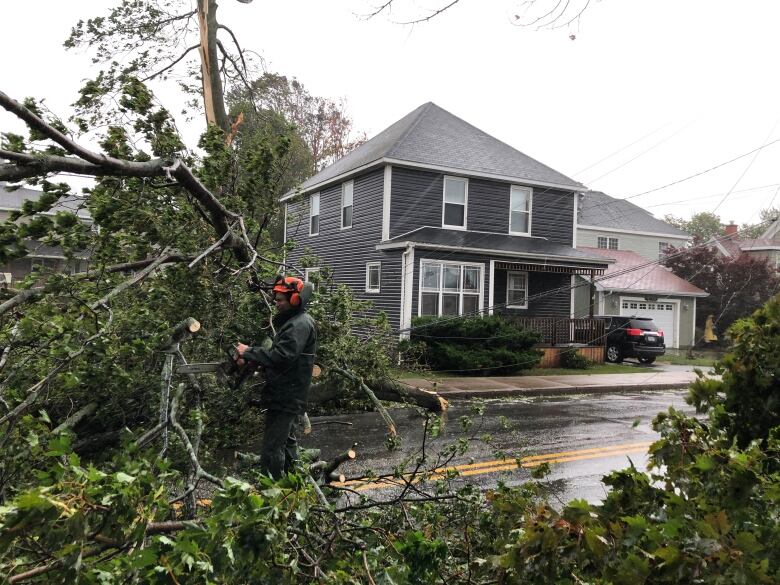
[273,275,305,306]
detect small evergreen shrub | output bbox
[559,348,590,369]
[406,315,542,376]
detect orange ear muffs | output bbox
[289,279,304,306]
[273,276,305,306]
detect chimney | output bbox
[724,221,738,237]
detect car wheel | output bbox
[638,356,656,364]
[605,345,622,363]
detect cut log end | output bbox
[328,472,346,483]
[187,319,201,333]
[346,449,356,460]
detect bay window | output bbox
[420,261,482,316]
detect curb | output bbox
[434,381,693,399]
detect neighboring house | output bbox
[282,102,611,339]
[577,190,691,261]
[710,219,780,270]
[0,182,92,285]
[574,191,705,349]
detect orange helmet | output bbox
[273,275,305,306]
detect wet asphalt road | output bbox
[302,389,693,504]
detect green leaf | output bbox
[115,471,135,484]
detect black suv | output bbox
[599,316,665,364]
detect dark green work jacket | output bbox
[243,308,317,415]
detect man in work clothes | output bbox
[235,275,317,479]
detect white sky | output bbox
[2,0,780,227]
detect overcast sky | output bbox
[2,0,779,227]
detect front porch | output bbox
[504,315,607,367]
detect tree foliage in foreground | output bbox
[2,295,780,583]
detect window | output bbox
[506,271,528,308]
[309,193,320,235]
[304,267,320,283]
[509,186,532,235]
[658,241,670,260]
[420,261,482,317]
[442,177,467,229]
[366,262,381,293]
[597,236,619,250]
[341,181,353,229]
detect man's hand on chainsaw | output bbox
[235,342,249,366]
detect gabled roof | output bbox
[285,102,582,198]
[378,226,611,267]
[578,191,690,238]
[0,182,92,220]
[578,246,708,297]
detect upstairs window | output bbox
[310,193,320,236]
[509,186,532,235]
[442,176,467,229]
[366,262,381,293]
[597,236,618,250]
[341,181,353,229]
[658,241,670,260]
[506,271,528,309]
[304,267,320,283]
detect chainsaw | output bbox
[177,346,260,390]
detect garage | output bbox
[620,298,678,348]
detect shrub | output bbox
[406,315,542,375]
[688,292,780,448]
[559,347,590,369]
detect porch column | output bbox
[488,260,495,315]
[589,269,596,318]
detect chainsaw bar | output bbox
[177,362,226,374]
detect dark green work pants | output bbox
[260,410,300,479]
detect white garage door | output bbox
[620,299,678,348]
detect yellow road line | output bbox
[336,441,653,492]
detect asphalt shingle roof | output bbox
[578,246,707,296]
[0,182,91,220]
[293,102,582,194]
[579,191,689,237]
[386,227,611,266]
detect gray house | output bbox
[282,103,611,339]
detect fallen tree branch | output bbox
[329,366,396,438]
[52,401,98,434]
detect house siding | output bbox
[577,228,688,262]
[389,167,575,244]
[493,270,571,317]
[410,250,571,319]
[285,168,404,330]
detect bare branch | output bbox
[395,0,461,24]
[217,24,248,75]
[142,44,200,82]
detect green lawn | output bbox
[656,354,718,367]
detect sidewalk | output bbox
[402,371,700,399]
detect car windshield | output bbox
[629,319,658,331]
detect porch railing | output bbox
[504,316,605,347]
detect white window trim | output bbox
[366,262,381,293]
[506,270,529,309]
[341,180,353,230]
[304,267,320,283]
[441,176,468,230]
[309,192,320,236]
[508,185,533,236]
[417,259,484,317]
